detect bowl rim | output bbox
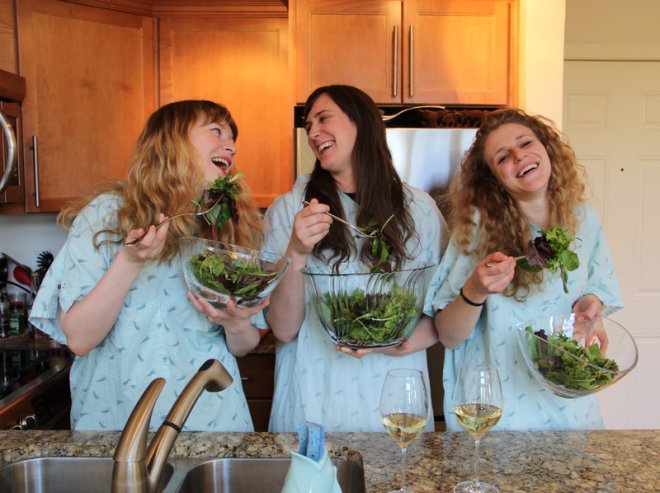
[300,262,437,278]
[178,236,286,263]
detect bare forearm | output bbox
[433,295,484,349]
[224,322,261,357]
[60,249,144,355]
[265,249,308,343]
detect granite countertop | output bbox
[1,429,658,492]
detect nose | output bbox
[512,147,526,163]
[224,140,236,155]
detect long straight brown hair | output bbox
[303,85,416,271]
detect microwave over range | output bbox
[0,69,26,212]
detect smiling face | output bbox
[189,118,236,184]
[304,93,358,188]
[484,122,552,202]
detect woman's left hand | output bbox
[187,292,270,328]
[572,294,608,353]
[336,340,415,359]
[572,293,603,322]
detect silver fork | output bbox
[302,200,376,238]
[124,197,222,246]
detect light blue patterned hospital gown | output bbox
[428,204,622,431]
[263,174,447,432]
[30,194,262,431]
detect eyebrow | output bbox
[493,133,534,156]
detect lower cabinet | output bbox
[236,352,275,432]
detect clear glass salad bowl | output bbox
[178,237,290,308]
[302,264,436,349]
[514,313,638,398]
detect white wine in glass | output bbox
[453,364,503,493]
[380,368,429,493]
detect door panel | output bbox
[564,60,660,429]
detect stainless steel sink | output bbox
[0,456,365,493]
[0,457,173,493]
[174,458,365,493]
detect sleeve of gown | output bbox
[427,234,479,314]
[29,195,120,344]
[263,191,299,259]
[580,205,623,315]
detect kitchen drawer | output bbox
[247,398,272,432]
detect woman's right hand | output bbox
[289,198,332,257]
[123,213,169,263]
[464,251,516,300]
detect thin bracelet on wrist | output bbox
[459,286,485,307]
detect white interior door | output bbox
[564,60,660,429]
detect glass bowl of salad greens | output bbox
[514,313,638,398]
[179,237,290,308]
[302,264,436,349]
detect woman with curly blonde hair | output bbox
[429,108,622,431]
[30,100,266,432]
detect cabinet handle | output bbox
[0,112,16,192]
[31,135,40,208]
[409,25,414,98]
[241,377,248,381]
[392,25,399,98]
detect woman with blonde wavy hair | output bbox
[429,108,622,431]
[30,100,266,432]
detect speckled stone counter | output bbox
[1,430,658,492]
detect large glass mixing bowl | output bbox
[303,264,436,349]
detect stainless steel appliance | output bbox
[294,105,487,427]
[0,69,26,210]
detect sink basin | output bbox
[0,457,173,493]
[174,458,365,493]
[0,456,364,493]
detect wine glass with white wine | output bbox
[380,368,429,493]
[453,364,503,493]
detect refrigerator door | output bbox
[386,128,477,196]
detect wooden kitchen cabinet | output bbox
[236,352,275,432]
[294,0,517,106]
[159,14,292,208]
[16,0,157,212]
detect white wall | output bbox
[0,214,67,275]
[518,0,566,126]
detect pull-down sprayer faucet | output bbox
[111,359,233,493]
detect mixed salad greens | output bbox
[363,215,395,273]
[320,284,418,347]
[518,225,579,293]
[524,326,619,391]
[190,251,277,299]
[194,174,243,239]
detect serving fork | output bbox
[302,200,376,238]
[124,197,222,246]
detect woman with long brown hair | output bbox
[431,108,622,431]
[264,85,447,432]
[30,100,266,431]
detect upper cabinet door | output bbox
[295,0,403,103]
[403,0,513,105]
[295,0,516,106]
[17,0,156,212]
[159,15,291,208]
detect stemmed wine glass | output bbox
[380,368,429,493]
[453,364,503,493]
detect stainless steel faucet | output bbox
[112,359,233,493]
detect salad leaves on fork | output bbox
[194,173,243,238]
